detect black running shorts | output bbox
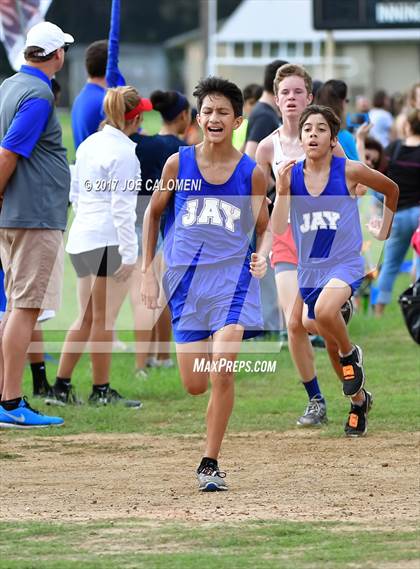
[69,246,122,278]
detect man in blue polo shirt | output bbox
[0,21,73,428]
[71,40,108,149]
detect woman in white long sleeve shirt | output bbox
[47,86,152,408]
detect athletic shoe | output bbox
[297,396,328,427]
[113,339,133,352]
[45,384,83,406]
[310,335,326,349]
[279,330,288,342]
[340,344,365,397]
[0,397,64,429]
[156,358,174,369]
[344,389,373,437]
[197,464,228,492]
[341,297,354,325]
[88,386,142,409]
[33,382,53,399]
[145,357,175,369]
[146,356,159,368]
[135,368,148,379]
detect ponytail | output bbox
[103,86,140,131]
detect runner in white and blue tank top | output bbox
[272,104,399,437]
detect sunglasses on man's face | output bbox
[62,44,70,53]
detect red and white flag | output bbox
[0,0,52,70]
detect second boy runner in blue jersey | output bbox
[141,77,269,491]
[272,105,399,437]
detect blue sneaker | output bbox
[0,397,64,428]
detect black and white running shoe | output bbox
[344,389,373,437]
[341,297,354,325]
[340,344,365,397]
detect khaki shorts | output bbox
[0,228,64,311]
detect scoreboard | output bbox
[313,0,420,29]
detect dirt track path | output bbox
[0,431,418,525]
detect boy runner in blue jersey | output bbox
[141,77,269,491]
[272,105,399,436]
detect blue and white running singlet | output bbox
[162,146,263,342]
[290,156,364,318]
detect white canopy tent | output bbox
[211,0,420,73]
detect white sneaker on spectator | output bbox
[113,339,132,352]
[146,356,159,368]
[156,358,174,368]
[135,368,148,379]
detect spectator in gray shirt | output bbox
[0,21,73,428]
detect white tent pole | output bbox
[325,29,335,80]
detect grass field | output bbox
[0,113,418,568]
[1,272,418,568]
[0,520,418,569]
[15,271,420,437]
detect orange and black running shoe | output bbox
[340,344,365,397]
[344,389,373,437]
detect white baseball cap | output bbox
[25,21,74,56]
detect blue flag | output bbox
[106,0,125,87]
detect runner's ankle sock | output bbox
[31,362,49,391]
[351,392,366,407]
[55,377,72,391]
[303,376,324,402]
[1,397,22,411]
[198,456,218,472]
[339,347,354,358]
